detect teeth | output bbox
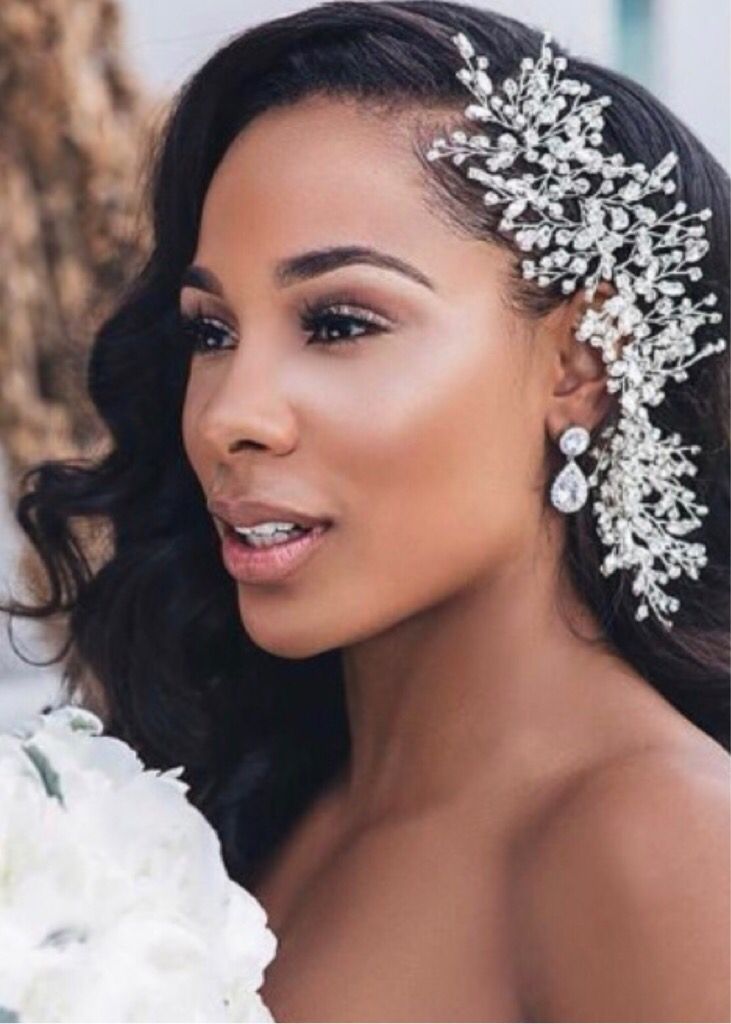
[232,520,311,548]
[234,521,301,536]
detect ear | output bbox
[544,281,619,442]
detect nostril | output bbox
[229,439,267,453]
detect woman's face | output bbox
[181,95,557,657]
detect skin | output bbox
[180,95,730,1022]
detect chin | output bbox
[236,595,339,660]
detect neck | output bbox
[337,514,639,825]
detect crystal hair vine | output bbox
[425,29,727,630]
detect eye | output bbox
[178,312,236,355]
[177,295,392,356]
[300,297,391,347]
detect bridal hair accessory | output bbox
[426,30,727,630]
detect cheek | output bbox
[326,320,541,617]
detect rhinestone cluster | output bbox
[426,30,727,629]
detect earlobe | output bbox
[546,376,614,445]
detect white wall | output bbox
[655,0,730,170]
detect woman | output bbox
[3,2,729,1020]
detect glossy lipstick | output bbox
[220,521,331,583]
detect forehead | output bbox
[199,96,421,239]
[196,97,485,267]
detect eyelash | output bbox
[178,295,391,355]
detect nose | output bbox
[194,342,298,457]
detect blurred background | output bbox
[0,0,729,729]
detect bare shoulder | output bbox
[512,740,731,1023]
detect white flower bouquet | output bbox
[0,705,277,1023]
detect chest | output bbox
[253,813,528,1022]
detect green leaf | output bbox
[22,743,65,805]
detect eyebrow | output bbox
[179,245,436,298]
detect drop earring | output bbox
[550,425,590,513]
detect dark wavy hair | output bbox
[2,0,729,888]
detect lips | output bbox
[207,496,334,531]
[220,518,332,583]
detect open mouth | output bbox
[227,522,316,548]
[220,520,333,583]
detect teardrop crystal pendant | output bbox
[550,460,589,513]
